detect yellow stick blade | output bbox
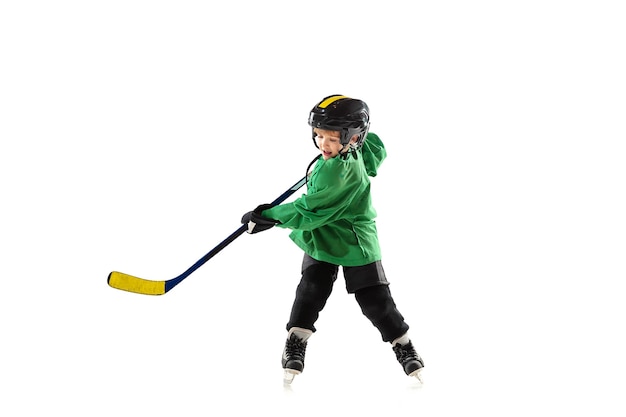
[108,271,166,295]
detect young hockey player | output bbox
[241,95,424,384]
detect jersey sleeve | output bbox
[361,132,387,177]
[262,157,362,231]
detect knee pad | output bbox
[354,285,408,342]
[295,261,338,300]
[354,285,395,319]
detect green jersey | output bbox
[263,132,387,267]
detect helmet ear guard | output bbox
[308,95,370,149]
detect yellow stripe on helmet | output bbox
[318,95,349,108]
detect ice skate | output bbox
[282,327,312,384]
[393,340,424,383]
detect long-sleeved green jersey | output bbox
[262,132,387,267]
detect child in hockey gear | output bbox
[241,95,424,383]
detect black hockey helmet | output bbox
[308,95,370,149]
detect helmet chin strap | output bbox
[339,143,358,160]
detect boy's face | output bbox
[314,128,354,160]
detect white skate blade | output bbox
[283,369,300,385]
[409,368,424,383]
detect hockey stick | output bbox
[107,175,308,296]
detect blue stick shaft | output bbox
[163,175,307,293]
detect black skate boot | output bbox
[393,341,424,381]
[282,327,311,384]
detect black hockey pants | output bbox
[286,254,410,342]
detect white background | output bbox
[1,1,625,415]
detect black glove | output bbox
[241,204,279,234]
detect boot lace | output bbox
[285,335,307,361]
[393,341,419,365]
